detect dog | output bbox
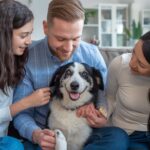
[47,62,104,150]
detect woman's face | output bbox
[129,40,150,76]
[12,19,34,56]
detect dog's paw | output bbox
[54,129,67,150]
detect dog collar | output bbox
[62,101,92,111]
[62,105,78,111]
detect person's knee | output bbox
[84,127,129,150]
[14,139,24,150]
[5,136,24,150]
[110,127,129,150]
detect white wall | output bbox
[131,0,150,22]
[17,0,50,40]
[17,0,150,40]
[81,0,132,8]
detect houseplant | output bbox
[84,9,97,24]
[124,20,142,45]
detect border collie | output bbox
[47,62,104,150]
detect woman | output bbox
[106,31,150,150]
[0,1,50,149]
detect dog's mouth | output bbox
[69,92,80,101]
[66,86,87,101]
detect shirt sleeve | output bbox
[91,46,108,117]
[106,55,121,118]
[93,47,107,86]
[96,90,108,118]
[13,67,40,141]
[0,106,12,123]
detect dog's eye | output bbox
[80,71,88,79]
[64,69,72,78]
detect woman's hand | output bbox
[76,103,96,117]
[86,109,107,128]
[76,103,107,128]
[27,87,51,107]
[10,87,51,117]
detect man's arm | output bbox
[91,46,108,119]
[93,47,107,86]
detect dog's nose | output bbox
[70,81,79,90]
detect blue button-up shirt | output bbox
[13,37,107,141]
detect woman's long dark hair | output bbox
[0,0,33,94]
[140,33,150,132]
[140,31,150,64]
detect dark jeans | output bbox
[23,129,150,150]
[83,127,129,150]
[23,127,129,150]
[128,131,150,150]
[23,140,40,150]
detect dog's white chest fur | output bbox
[48,100,92,150]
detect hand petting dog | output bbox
[76,103,107,128]
[32,129,56,150]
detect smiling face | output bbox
[43,18,84,61]
[50,62,103,110]
[12,19,33,56]
[129,40,150,76]
[59,62,94,109]
[50,62,104,110]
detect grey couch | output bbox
[100,48,132,67]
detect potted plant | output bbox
[124,20,142,45]
[84,9,97,24]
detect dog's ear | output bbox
[49,63,73,96]
[81,63,104,90]
[50,66,65,89]
[49,67,65,98]
[50,63,72,87]
[92,68,104,91]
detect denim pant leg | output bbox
[23,140,41,150]
[83,127,129,150]
[128,131,150,150]
[0,136,24,150]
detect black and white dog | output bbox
[47,62,104,150]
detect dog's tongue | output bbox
[69,92,80,100]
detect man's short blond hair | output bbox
[47,0,85,26]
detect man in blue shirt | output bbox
[13,0,129,150]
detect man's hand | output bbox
[32,129,56,150]
[76,103,107,128]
